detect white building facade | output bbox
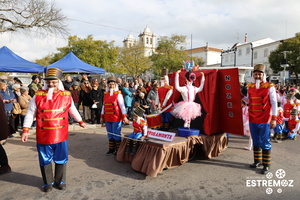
[185,45,222,67]
[221,38,283,83]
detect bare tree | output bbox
[0,0,68,35]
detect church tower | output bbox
[123,33,136,48]
[138,26,156,57]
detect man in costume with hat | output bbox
[157,70,174,131]
[100,76,129,156]
[125,106,147,155]
[244,64,277,174]
[21,68,86,192]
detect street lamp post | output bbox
[281,51,290,85]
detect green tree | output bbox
[35,54,54,66]
[0,0,67,35]
[46,35,119,70]
[269,36,300,82]
[117,44,152,78]
[151,34,191,76]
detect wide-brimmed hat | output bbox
[286,93,294,99]
[291,108,298,115]
[44,68,63,80]
[107,76,116,83]
[133,106,145,117]
[253,64,265,73]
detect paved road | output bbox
[1,124,299,200]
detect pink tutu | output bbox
[171,101,202,120]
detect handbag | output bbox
[91,103,98,109]
[12,102,22,114]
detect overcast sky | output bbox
[0,0,299,61]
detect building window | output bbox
[230,55,234,62]
[264,49,268,57]
[150,38,152,44]
[254,52,257,59]
[238,49,242,56]
[146,37,149,44]
[225,56,228,62]
[246,47,250,55]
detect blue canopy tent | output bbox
[45,52,105,74]
[0,46,44,72]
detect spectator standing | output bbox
[147,83,159,114]
[122,82,133,118]
[90,79,103,124]
[0,95,11,174]
[145,81,152,94]
[18,86,32,128]
[12,84,21,132]
[62,75,74,91]
[0,79,17,137]
[79,80,93,123]
[28,75,43,97]
[69,81,81,124]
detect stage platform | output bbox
[116,132,227,177]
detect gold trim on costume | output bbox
[42,109,65,112]
[42,118,64,121]
[42,126,64,130]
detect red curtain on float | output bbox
[169,68,243,136]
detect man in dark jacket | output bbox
[0,95,11,174]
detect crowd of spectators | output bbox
[0,73,163,137]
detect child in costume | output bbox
[125,106,148,155]
[272,101,284,143]
[283,93,295,128]
[282,108,299,140]
[171,70,205,128]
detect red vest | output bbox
[158,85,173,112]
[288,119,298,131]
[133,119,147,133]
[103,91,123,122]
[247,82,274,123]
[35,90,72,145]
[276,109,283,125]
[283,103,294,118]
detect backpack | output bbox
[12,102,22,114]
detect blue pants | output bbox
[128,132,142,139]
[161,112,173,123]
[249,122,271,150]
[37,140,68,166]
[274,124,283,134]
[105,121,122,141]
[282,129,298,139]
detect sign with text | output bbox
[147,129,176,142]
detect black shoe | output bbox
[54,182,66,190]
[43,185,53,192]
[262,166,269,174]
[106,149,115,155]
[0,165,11,174]
[250,163,262,168]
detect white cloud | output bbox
[1,0,300,61]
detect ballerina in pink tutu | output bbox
[171,70,205,128]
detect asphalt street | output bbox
[1,124,299,200]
